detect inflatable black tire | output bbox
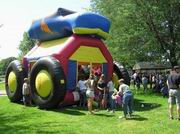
[113,61,130,85]
[5,60,25,102]
[30,57,66,109]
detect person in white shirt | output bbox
[107,77,115,113]
[85,74,95,114]
[77,77,87,107]
[22,78,32,106]
[118,79,133,119]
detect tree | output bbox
[18,32,36,59]
[0,57,16,75]
[90,0,179,67]
[134,0,180,66]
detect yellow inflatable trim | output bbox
[70,46,107,63]
[40,37,68,48]
[73,28,109,39]
[35,70,53,98]
[112,73,119,89]
[8,71,17,93]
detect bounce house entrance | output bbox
[77,62,107,81]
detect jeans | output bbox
[122,92,134,116]
[108,91,115,110]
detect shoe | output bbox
[107,109,110,112]
[177,118,180,121]
[169,116,174,120]
[128,114,132,118]
[110,110,115,113]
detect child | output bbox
[112,90,122,108]
[22,78,32,106]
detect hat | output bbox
[24,78,29,82]
[118,79,124,83]
[174,65,180,69]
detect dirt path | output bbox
[0,90,6,96]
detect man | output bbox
[167,66,180,121]
[118,79,134,119]
[76,77,87,107]
[107,77,115,113]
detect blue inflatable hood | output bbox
[28,8,111,41]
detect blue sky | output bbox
[0,0,90,59]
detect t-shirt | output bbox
[167,73,180,89]
[22,83,30,95]
[77,80,86,91]
[119,83,130,95]
[98,81,106,88]
[107,81,114,92]
[142,76,148,84]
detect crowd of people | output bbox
[131,71,169,97]
[21,65,179,121]
[131,65,180,121]
[76,73,134,119]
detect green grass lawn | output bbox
[0,93,179,134]
[0,82,5,90]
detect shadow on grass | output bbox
[51,106,86,116]
[126,114,148,121]
[52,106,115,117]
[0,114,61,133]
[93,113,115,117]
[133,98,161,112]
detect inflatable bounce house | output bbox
[5,8,130,109]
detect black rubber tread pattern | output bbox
[30,57,66,109]
[113,61,130,86]
[5,60,25,102]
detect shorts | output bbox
[168,89,180,105]
[86,90,94,98]
[23,95,31,104]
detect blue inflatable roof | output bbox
[28,8,111,41]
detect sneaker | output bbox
[169,116,174,120]
[128,114,132,118]
[110,110,115,113]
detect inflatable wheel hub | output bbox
[8,71,17,93]
[35,70,53,98]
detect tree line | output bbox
[1,0,179,75]
[90,0,180,68]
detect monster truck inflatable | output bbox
[5,8,130,109]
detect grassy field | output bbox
[0,82,5,90]
[0,93,179,134]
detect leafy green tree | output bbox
[18,32,36,59]
[90,0,179,67]
[0,57,16,75]
[134,0,180,66]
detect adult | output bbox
[22,78,32,106]
[142,74,148,93]
[97,74,107,109]
[85,74,95,114]
[167,66,180,121]
[107,77,115,113]
[76,77,87,107]
[118,79,134,119]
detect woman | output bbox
[97,74,107,109]
[85,74,95,114]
